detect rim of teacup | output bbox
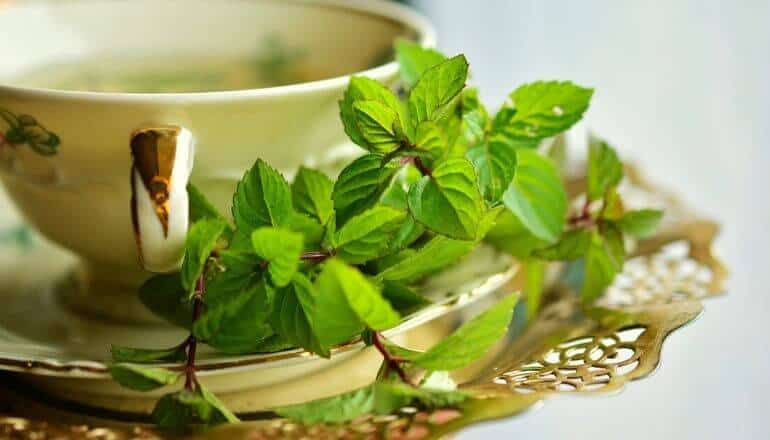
[0,0,436,103]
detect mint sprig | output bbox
[109,41,663,430]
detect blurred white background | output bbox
[412,0,770,438]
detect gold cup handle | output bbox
[130,126,194,273]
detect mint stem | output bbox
[300,250,333,263]
[401,155,432,177]
[372,331,414,386]
[184,275,205,391]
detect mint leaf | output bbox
[111,345,186,363]
[382,281,431,315]
[109,364,179,392]
[495,81,593,143]
[373,383,469,415]
[394,39,447,89]
[502,150,567,243]
[275,382,468,425]
[193,279,274,354]
[582,231,622,303]
[275,386,375,424]
[388,216,425,252]
[139,273,193,328]
[408,157,484,240]
[286,212,324,250]
[340,76,403,149]
[334,205,406,264]
[152,390,213,429]
[291,167,334,224]
[232,159,293,231]
[408,55,469,129]
[314,259,400,345]
[204,250,263,307]
[467,136,517,202]
[271,273,329,357]
[332,154,398,225]
[377,235,475,283]
[484,210,548,259]
[181,218,228,294]
[524,260,546,319]
[601,187,625,220]
[534,228,592,261]
[187,183,226,223]
[458,88,489,147]
[616,209,663,239]
[251,227,303,287]
[409,293,519,370]
[353,100,402,153]
[414,120,447,154]
[587,136,623,201]
[199,386,240,424]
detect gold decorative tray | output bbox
[0,167,726,439]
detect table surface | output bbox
[410,1,769,439]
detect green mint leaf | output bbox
[467,136,517,202]
[250,334,296,353]
[271,273,330,358]
[601,221,626,267]
[251,227,303,287]
[275,386,375,424]
[459,88,489,147]
[382,281,431,315]
[232,159,293,232]
[110,345,186,363]
[180,218,228,294]
[187,183,226,223]
[193,279,274,354]
[484,210,548,259]
[204,250,263,307]
[334,205,406,264]
[601,187,625,220]
[291,167,334,224]
[495,80,593,143]
[139,273,193,329]
[152,389,213,429]
[340,76,404,149]
[286,212,324,250]
[524,260,546,320]
[410,293,519,371]
[489,107,539,149]
[377,235,475,283]
[587,136,623,201]
[373,382,469,415]
[582,231,622,303]
[332,153,398,225]
[353,100,402,153]
[109,364,179,392]
[533,228,592,261]
[199,386,240,424]
[502,150,568,243]
[407,157,484,240]
[408,55,469,129]
[616,209,663,239]
[388,216,425,252]
[394,39,447,89]
[414,120,447,154]
[314,259,400,345]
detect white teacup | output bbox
[0,0,434,319]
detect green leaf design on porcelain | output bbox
[0,108,60,156]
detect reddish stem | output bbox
[184,275,205,391]
[568,199,594,228]
[300,250,333,263]
[400,155,432,177]
[372,331,414,386]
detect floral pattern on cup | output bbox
[0,109,60,156]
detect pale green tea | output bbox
[12,52,315,93]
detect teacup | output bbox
[0,0,434,320]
